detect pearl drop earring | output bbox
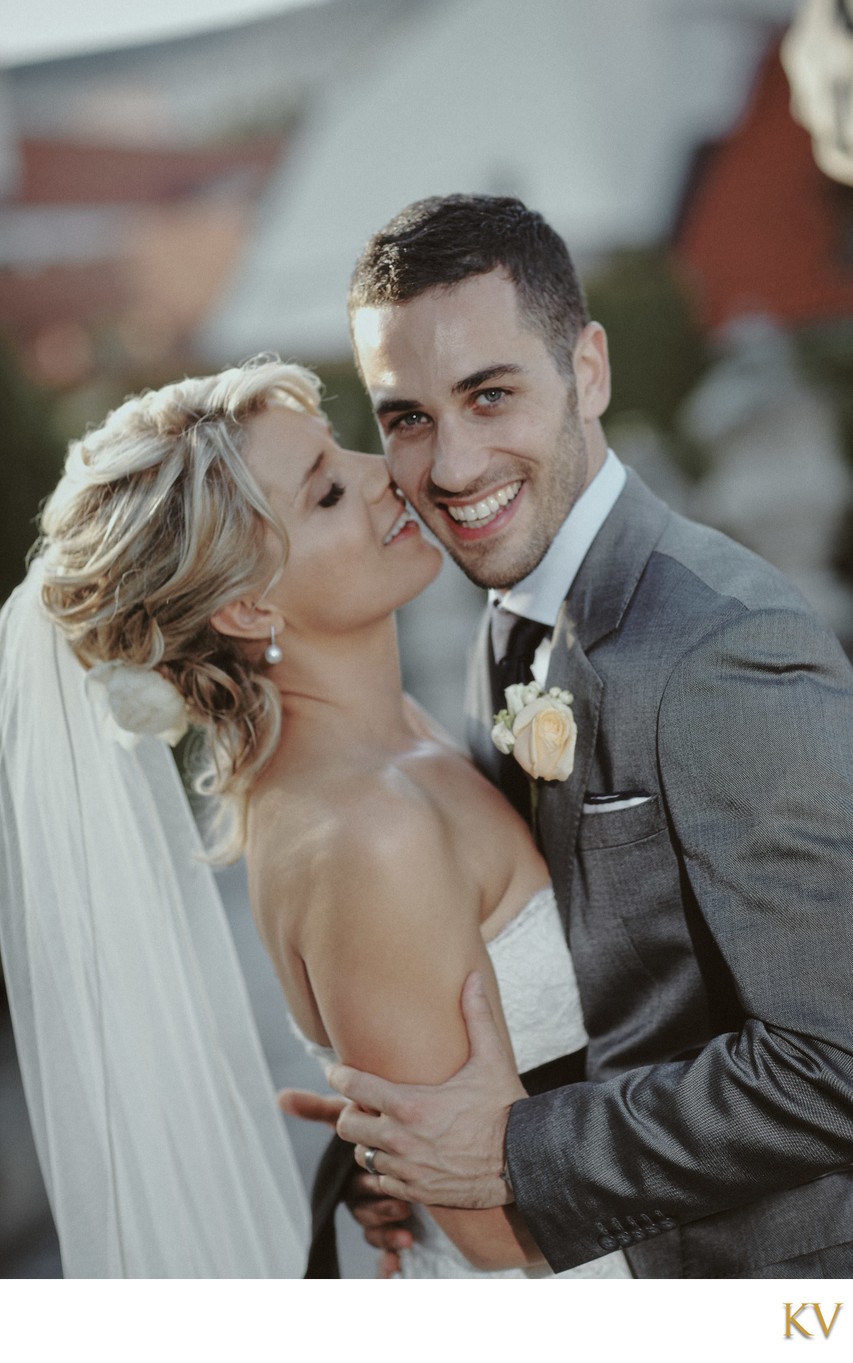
[264,626,283,665]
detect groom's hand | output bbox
[328,972,527,1209]
[277,1087,345,1127]
[278,1087,415,1263]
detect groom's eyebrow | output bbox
[374,396,419,418]
[452,363,523,395]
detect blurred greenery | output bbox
[314,360,379,453]
[795,319,853,473]
[586,247,713,479]
[794,319,853,584]
[0,339,65,605]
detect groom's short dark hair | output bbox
[348,194,589,377]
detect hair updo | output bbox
[37,356,324,860]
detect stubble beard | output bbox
[430,393,589,591]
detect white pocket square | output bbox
[582,794,654,816]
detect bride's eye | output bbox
[318,481,344,508]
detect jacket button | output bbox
[611,1220,633,1247]
[625,1216,647,1242]
[596,1222,619,1252]
[653,1209,676,1231]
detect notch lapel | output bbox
[538,472,670,912]
[538,621,602,910]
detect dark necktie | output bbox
[491,613,550,823]
[495,613,550,693]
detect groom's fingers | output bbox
[348,1173,411,1222]
[460,970,508,1062]
[327,1063,397,1116]
[277,1088,345,1127]
[336,1103,404,1153]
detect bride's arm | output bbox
[301,785,543,1273]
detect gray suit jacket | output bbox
[467,471,853,1278]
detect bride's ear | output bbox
[210,597,285,642]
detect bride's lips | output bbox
[382,506,419,545]
[439,480,524,540]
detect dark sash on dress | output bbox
[304,1046,586,1278]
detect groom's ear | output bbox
[573,322,611,422]
[210,597,284,642]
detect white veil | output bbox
[0,563,309,1277]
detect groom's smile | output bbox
[351,269,609,590]
[443,478,523,531]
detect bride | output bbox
[0,356,629,1279]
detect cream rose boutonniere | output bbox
[491,682,576,782]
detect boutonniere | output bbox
[491,682,577,782]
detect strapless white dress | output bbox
[292,886,631,1279]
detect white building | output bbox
[202,0,798,365]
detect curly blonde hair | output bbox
[37,356,324,860]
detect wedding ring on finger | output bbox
[364,1147,380,1176]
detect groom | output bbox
[296,194,853,1277]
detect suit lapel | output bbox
[538,624,602,905]
[538,472,670,908]
[465,472,670,903]
[563,470,670,654]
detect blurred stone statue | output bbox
[682,313,853,646]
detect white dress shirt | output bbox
[490,450,626,686]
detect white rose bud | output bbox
[503,683,528,719]
[511,696,577,782]
[490,720,516,755]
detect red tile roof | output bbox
[673,39,853,331]
[14,135,285,206]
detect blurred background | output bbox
[1,0,851,1277]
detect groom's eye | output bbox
[389,411,429,432]
[474,388,507,407]
[318,481,345,508]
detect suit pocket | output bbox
[572,795,695,1066]
[578,793,667,850]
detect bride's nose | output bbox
[353,450,392,502]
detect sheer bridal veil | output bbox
[0,564,309,1277]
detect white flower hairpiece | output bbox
[85,661,189,750]
[491,681,577,782]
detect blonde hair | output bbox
[38,356,324,860]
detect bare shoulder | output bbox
[402,692,468,754]
[312,764,464,912]
[250,759,464,910]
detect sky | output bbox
[1,0,326,65]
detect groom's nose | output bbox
[429,418,492,494]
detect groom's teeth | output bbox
[447,481,521,527]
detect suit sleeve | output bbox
[505,605,853,1272]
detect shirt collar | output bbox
[490,449,626,628]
